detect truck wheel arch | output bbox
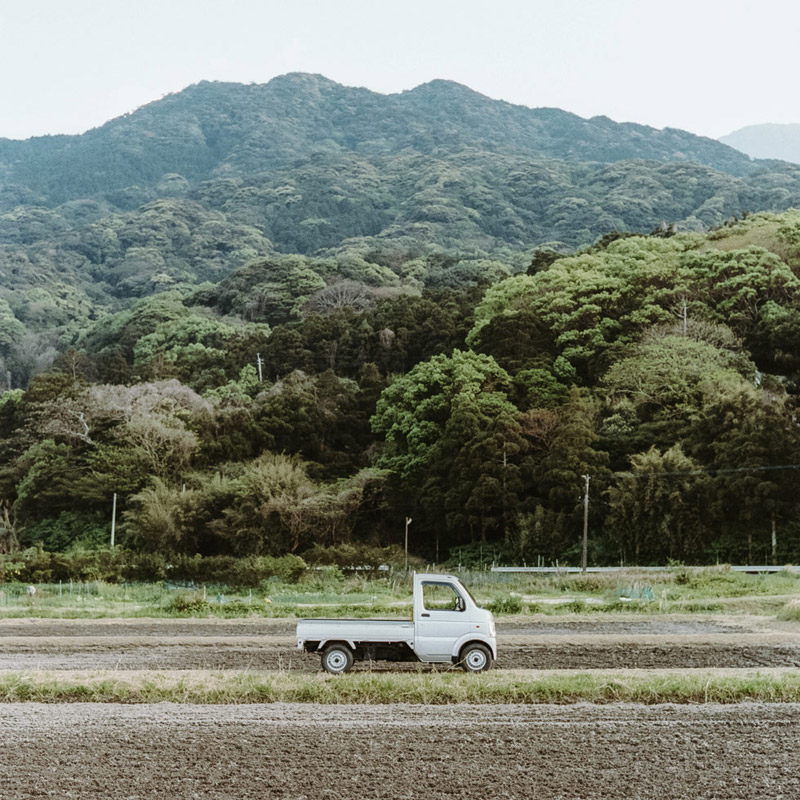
[450,633,497,660]
[314,639,356,652]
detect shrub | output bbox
[219,600,257,616]
[166,554,307,586]
[486,594,524,615]
[121,552,169,582]
[302,544,414,571]
[0,549,306,587]
[166,592,210,614]
[23,512,108,552]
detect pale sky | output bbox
[0,0,797,141]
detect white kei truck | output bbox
[296,572,497,674]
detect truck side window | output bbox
[422,582,465,612]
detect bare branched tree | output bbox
[305,280,373,314]
[0,502,21,554]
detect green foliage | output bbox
[372,350,524,542]
[302,544,413,571]
[23,511,108,551]
[0,548,306,585]
[485,593,524,615]
[166,592,210,614]
[5,77,800,380]
[6,158,800,568]
[607,445,711,563]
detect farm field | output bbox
[2,702,799,799]
[1,614,799,670]
[2,578,799,797]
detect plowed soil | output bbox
[2,702,799,799]
[1,615,799,671]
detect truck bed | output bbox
[297,618,414,645]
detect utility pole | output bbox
[110,493,117,548]
[404,517,412,572]
[581,475,590,572]
[256,352,263,382]
[772,514,777,566]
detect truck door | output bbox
[414,581,472,661]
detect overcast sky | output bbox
[1,0,797,141]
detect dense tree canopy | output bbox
[3,75,800,566]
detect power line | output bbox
[613,463,800,479]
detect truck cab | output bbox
[296,572,497,673]
[412,573,495,666]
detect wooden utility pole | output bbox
[581,475,590,572]
[772,514,777,566]
[110,493,117,548]
[404,517,412,572]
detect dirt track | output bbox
[1,615,799,671]
[1,702,798,799]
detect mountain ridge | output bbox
[4,73,800,328]
[0,72,763,201]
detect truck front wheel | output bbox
[321,643,354,674]
[459,642,493,673]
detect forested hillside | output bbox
[2,76,800,565]
[2,208,800,565]
[5,74,800,390]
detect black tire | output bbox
[459,642,493,673]
[321,643,354,674]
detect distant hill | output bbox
[0,73,763,203]
[4,73,800,329]
[720,124,800,164]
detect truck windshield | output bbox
[461,583,482,609]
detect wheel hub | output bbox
[327,651,347,670]
[466,650,487,670]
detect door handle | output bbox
[421,613,430,617]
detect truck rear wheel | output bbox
[459,642,493,673]
[321,643,354,674]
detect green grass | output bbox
[1,669,798,704]
[0,567,798,619]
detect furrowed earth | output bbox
[2,702,799,799]
[0,615,798,670]
[2,614,799,798]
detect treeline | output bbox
[2,211,800,564]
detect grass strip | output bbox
[1,669,799,705]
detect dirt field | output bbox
[1,615,799,670]
[3,617,800,798]
[1,702,798,799]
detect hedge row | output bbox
[0,549,307,586]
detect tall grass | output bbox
[1,669,798,705]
